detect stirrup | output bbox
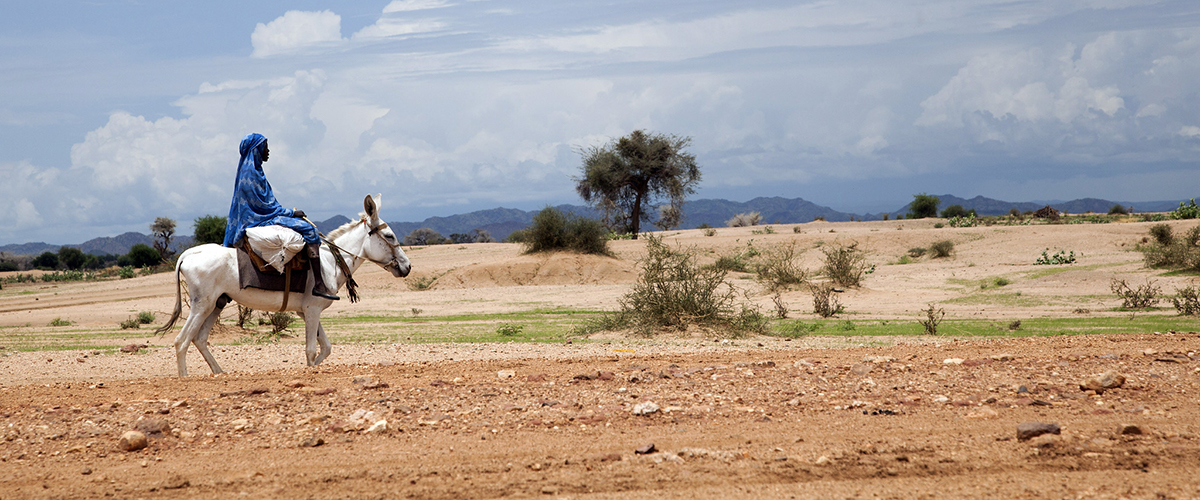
[312,288,340,301]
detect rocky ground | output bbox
[1,333,1198,498]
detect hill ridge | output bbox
[1,196,1191,256]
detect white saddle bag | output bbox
[244,225,306,273]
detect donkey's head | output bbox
[359,194,411,278]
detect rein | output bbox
[301,216,385,304]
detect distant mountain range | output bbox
[1,195,1191,257]
[885,195,1186,219]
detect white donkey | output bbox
[157,194,411,376]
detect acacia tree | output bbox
[907,193,940,219]
[150,217,177,259]
[575,130,701,239]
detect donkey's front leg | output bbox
[314,321,332,365]
[303,305,323,366]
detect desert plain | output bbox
[0,217,1198,498]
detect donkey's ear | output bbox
[364,194,377,219]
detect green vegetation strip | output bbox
[322,309,604,345]
[769,315,1200,339]
[0,325,144,352]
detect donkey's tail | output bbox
[154,255,185,335]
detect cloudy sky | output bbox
[3,0,1199,245]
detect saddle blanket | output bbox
[236,246,308,293]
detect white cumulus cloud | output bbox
[382,0,453,13]
[251,10,343,58]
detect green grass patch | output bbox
[943,292,1055,308]
[768,315,1200,338]
[0,326,141,352]
[321,308,606,344]
[1021,262,1121,280]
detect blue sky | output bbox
[2,0,1199,245]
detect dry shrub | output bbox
[1149,224,1174,246]
[754,242,808,292]
[270,312,293,333]
[810,283,843,318]
[1140,224,1200,272]
[1173,285,1200,315]
[930,240,954,258]
[523,207,611,256]
[920,303,945,335]
[726,212,761,227]
[583,235,766,336]
[820,242,869,287]
[237,305,255,328]
[1110,278,1161,309]
[771,292,788,319]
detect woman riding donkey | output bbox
[222,133,340,301]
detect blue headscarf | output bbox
[222,133,296,247]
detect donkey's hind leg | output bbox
[173,304,213,377]
[191,307,225,375]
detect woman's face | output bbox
[262,143,270,162]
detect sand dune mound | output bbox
[434,252,636,289]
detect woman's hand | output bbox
[293,209,307,219]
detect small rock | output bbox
[1016,385,1030,394]
[932,396,950,404]
[365,420,388,434]
[1028,433,1061,449]
[849,363,873,376]
[353,377,389,389]
[1016,422,1061,441]
[497,370,516,379]
[161,474,189,490]
[120,344,147,353]
[964,407,999,420]
[813,455,831,466]
[230,418,250,431]
[299,436,324,448]
[1119,424,1144,435]
[134,418,169,436]
[942,358,965,365]
[862,355,895,364]
[1080,370,1125,393]
[81,467,92,475]
[118,431,147,452]
[635,443,656,454]
[989,354,1016,361]
[631,401,660,416]
[284,379,307,388]
[1142,348,1157,356]
[541,486,558,494]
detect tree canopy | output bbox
[193,215,227,245]
[57,246,87,270]
[575,130,701,239]
[150,217,177,259]
[908,193,940,219]
[940,204,967,218]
